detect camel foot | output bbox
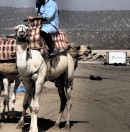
[65,124,71,131]
[29,130,38,132]
[10,108,16,118]
[1,111,15,120]
[29,128,38,132]
[29,131,38,132]
[53,124,60,130]
[0,113,6,121]
[10,112,16,119]
[16,120,24,129]
[48,124,60,132]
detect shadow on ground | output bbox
[22,118,89,132]
[0,111,89,131]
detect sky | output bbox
[0,0,130,11]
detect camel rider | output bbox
[35,0,59,56]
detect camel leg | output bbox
[0,85,2,107]
[29,62,47,132]
[1,78,10,120]
[17,90,33,129]
[30,98,35,131]
[65,79,72,130]
[53,76,67,130]
[10,79,20,118]
[0,77,3,107]
[17,77,33,129]
[29,78,45,132]
[64,53,74,130]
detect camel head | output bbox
[68,43,92,70]
[14,24,32,60]
[78,45,92,57]
[68,43,92,57]
[14,24,28,40]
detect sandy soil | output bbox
[0,62,130,132]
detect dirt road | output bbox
[0,62,130,132]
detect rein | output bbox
[25,60,44,77]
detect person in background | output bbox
[35,0,59,56]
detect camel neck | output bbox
[17,42,28,54]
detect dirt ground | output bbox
[0,62,130,132]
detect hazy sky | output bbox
[56,0,130,11]
[0,0,130,11]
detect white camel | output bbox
[14,24,74,132]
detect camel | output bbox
[0,78,20,120]
[14,24,74,132]
[68,43,91,70]
[0,51,21,120]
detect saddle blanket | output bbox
[0,37,16,60]
[29,30,68,50]
[0,31,68,60]
[28,18,68,50]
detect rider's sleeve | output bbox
[41,2,56,21]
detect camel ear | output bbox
[67,44,71,50]
[25,26,29,31]
[76,45,80,50]
[14,25,20,32]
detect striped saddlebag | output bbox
[0,37,16,60]
[28,17,68,50]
